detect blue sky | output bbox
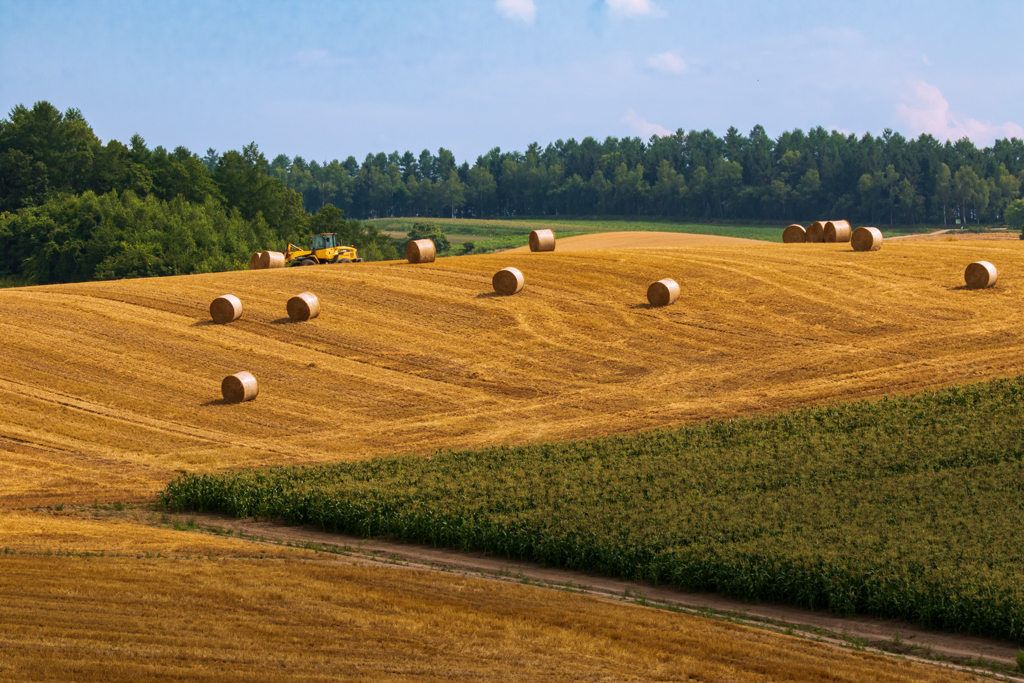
[2,0,1021,164]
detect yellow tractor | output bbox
[285,233,362,266]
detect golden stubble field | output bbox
[2,236,1023,506]
[2,234,1012,681]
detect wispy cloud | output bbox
[895,80,1024,144]
[294,49,353,68]
[623,109,671,138]
[607,0,658,16]
[647,51,686,74]
[496,0,536,23]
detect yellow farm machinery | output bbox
[285,233,362,266]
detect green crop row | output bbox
[162,376,1024,642]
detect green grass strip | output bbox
[163,376,1024,642]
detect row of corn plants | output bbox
[163,375,1024,642]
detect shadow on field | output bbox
[191,320,217,327]
[200,398,232,407]
[475,292,506,299]
[269,317,298,325]
[628,303,656,310]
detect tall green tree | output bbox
[0,102,100,210]
[213,142,307,243]
[441,169,466,218]
[954,166,988,224]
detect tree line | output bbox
[0,102,397,285]
[275,125,1023,227]
[3,100,1024,285]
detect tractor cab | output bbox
[311,233,337,251]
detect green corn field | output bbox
[163,375,1024,642]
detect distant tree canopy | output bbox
[0,101,394,284]
[272,125,1023,227]
[2,101,1023,285]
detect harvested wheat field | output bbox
[3,236,1024,507]
[3,235,1017,681]
[0,545,980,683]
[507,230,757,252]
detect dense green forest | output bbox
[271,122,1024,227]
[0,102,397,285]
[2,100,1024,285]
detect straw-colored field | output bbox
[3,237,1024,507]
[506,230,759,251]
[1,527,978,682]
[4,234,1017,680]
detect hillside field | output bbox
[3,236,1024,507]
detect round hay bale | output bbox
[259,251,285,269]
[647,278,680,307]
[287,292,321,321]
[529,229,556,252]
[806,221,826,242]
[222,371,258,403]
[492,267,525,295]
[851,227,883,252]
[965,261,997,289]
[824,220,852,243]
[249,252,262,270]
[406,239,436,264]
[209,294,242,324]
[782,224,807,243]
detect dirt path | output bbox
[176,511,1023,679]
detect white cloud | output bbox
[922,54,933,66]
[496,0,536,23]
[647,51,686,74]
[623,109,671,138]
[607,0,660,16]
[895,80,1024,144]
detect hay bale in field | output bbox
[287,292,321,321]
[406,239,436,264]
[529,229,556,252]
[249,252,262,270]
[824,220,852,243]
[209,294,242,324]
[647,278,680,307]
[259,251,285,269]
[851,227,883,252]
[806,221,826,242]
[492,267,525,295]
[782,224,806,243]
[222,371,258,403]
[965,261,997,289]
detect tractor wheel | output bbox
[339,258,352,263]
[297,258,317,266]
